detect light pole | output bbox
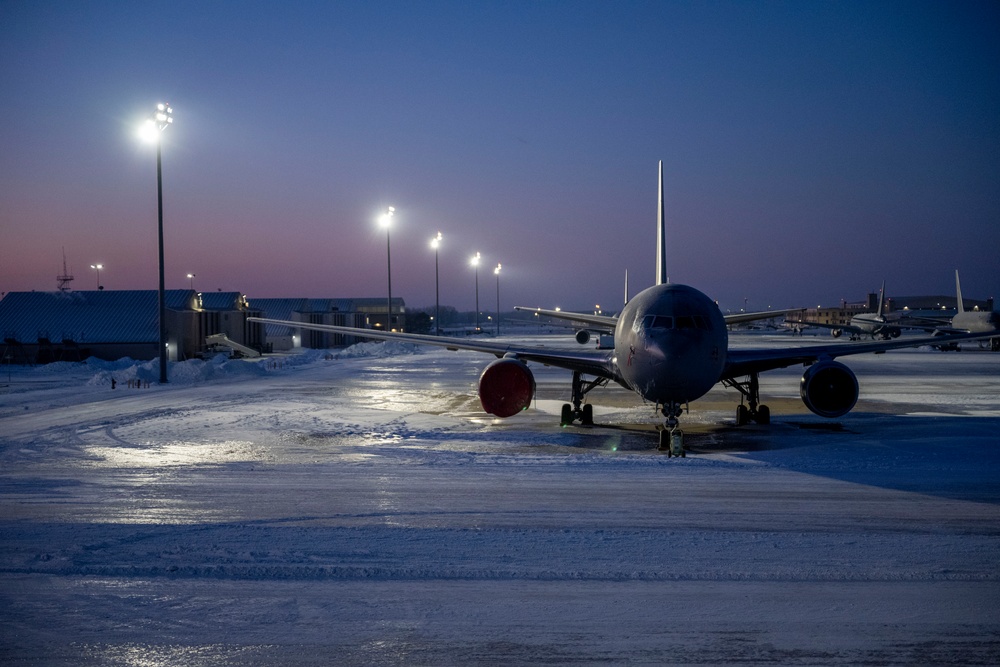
[430,232,442,335]
[142,102,173,383]
[377,206,395,330]
[494,263,501,336]
[187,273,196,290]
[470,252,481,332]
[90,264,103,290]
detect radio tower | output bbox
[56,247,74,291]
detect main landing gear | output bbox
[560,372,607,427]
[658,401,686,457]
[722,373,771,426]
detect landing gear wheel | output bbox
[736,404,750,426]
[755,405,770,425]
[581,404,594,426]
[660,428,685,456]
[560,404,573,426]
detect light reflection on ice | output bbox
[84,440,272,468]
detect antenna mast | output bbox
[56,247,74,291]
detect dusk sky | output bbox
[2,1,997,314]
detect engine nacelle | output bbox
[575,329,591,345]
[830,329,843,338]
[478,357,536,418]
[800,361,859,418]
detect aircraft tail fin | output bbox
[876,280,886,316]
[656,160,667,286]
[955,270,966,314]
[624,269,629,305]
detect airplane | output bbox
[791,282,905,340]
[902,271,1000,351]
[249,161,993,455]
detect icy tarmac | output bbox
[2,334,999,665]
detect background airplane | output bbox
[902,271,1000,351]
[792,281,905,340]
[250,162,991,455]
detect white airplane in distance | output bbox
[250,162,992,455]
[904,271,1000,351]
[792,281,905,341]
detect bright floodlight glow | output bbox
[139,102,173,143]
[470,252,480,267]
[90,264,103,270]
[378,206,395,229]
[494,263,501,275]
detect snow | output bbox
[2,334,999,664]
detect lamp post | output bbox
[378,206,395,330]
[470,252,481,332]
[494,263,501,336]
[90,264,103,290]
[142,102,173,383]
[430,232,442,335]
[187,273,196,290]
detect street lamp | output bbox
[470,252,481,332]
[90,264,103,290]
[187,273,196,290]
[494,263,501,336]
[141,102,173,383]
[430,232,442,335]
[378,206,395,330]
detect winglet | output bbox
[955,270,965,314]
[656,160,667,286]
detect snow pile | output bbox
[80,340,419,387]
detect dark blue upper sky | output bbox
[2,1,997,313]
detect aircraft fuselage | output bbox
[613,284,728,405]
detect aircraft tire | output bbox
[560,404,573,426]
[756,405,771,425]
[736,405,750,427]
[582,404,594,426]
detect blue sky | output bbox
[2,1,997,313]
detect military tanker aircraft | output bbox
[250,162,990,455]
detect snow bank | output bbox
[78,340,420,387]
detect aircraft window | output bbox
[643,315,674,330]
[676,316,695,329]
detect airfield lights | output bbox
[430,232,443,335]
[471,252,481,331]
[378,206,395,331]
[90,264,103,290]
[494,263,502,336]
[187,273,196,290]
[140,102,174,383]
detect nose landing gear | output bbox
[658,401,686,457]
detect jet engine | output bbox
[575,330,591,345]
[830,329,843,338]
[478,357,536,418]
[799,361,859,418]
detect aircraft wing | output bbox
[248,318,620,379]
[725,308,804,325]
[513,306,617,331]
[790,320,865,335]
[723,331,994,379]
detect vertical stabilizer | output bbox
[656,160,667,286]
[876,280,886,316]
[955,270,965,314]
[624,269,629,305]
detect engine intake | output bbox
[479,357,536,418]
[575,330,591,345]
[800,361,859,418]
